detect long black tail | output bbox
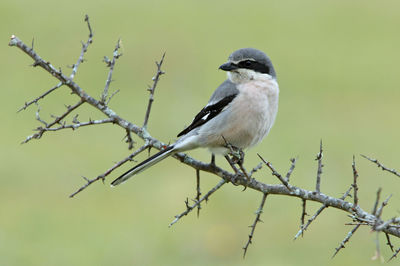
[111,146,175,186]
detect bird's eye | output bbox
[244,60,252,67]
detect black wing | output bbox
[177,94,237,137]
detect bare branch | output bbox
[18,82,64,112]
[124,128,135,150]
[258,154,292,191]
[22,100,84,143]
[243,193,268,258]
[106,89,120,105]
[315,140,323,193]
[195,169,201,217]
[299,199,307,237]
[70,14,93,80]
[101,39,122,103]
[285,157,297,182]
[371,188,381,216]
[351,155,359,210]
[169,179,227,227]
[389,247,400,261]
[375,194,392,221]
[143,52,166,129]
[361,154,400,178]
[385,233,394,252]
[38,118,114,132]
[70,143,149,198]
[375,217,397,232]
[332,224,361,258]
[249,163,263,177]
[294,186,353,240]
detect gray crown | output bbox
[228,48,276,78]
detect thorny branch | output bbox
[352,155,359,209]
[315,140,323,193]
[332,224,361,258]
[101,39,122,103]
[361,154,400,178]
[243,193,268,258]
[169,179,227,227]
[143,52,165,129]
[10,16,400,260]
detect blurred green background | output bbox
[1,0,399,265]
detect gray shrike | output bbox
[111,48,279,186]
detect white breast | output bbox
[194,77,279,152]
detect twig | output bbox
[375,194,392,221]
[299,199,307,237]
[125,129,135,150]
[124,129,135,150]
[258,154,292,191]
[249,163,263,177]
[17,82,63,112]
[315,140,323,193]
[70,144,149,197]
[22,100,84,143]
[351,155,359,210]
[101,39,122,103]
[106,89,120,105]
[375,217,397,232]
[196,169,201,217]
[385,233,394,252]
[294,186,353,240]
[389,247,400,261]
[70,14,93,80]
[143,52,166,129]
[38,118,114,132]
[169,179,227,227]
[243,193,268,258]
[361,154,400,178]
[371,188,381,216]
[332,224,361,258]
[285,157,297,182]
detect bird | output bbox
[111,48,279,186]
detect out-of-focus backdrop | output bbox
[1,0,399,265]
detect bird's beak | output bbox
[219,62,238,71]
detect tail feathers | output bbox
[111,146,175,186]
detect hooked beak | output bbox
[219,62,238,71]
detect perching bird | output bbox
[111,48,279,186]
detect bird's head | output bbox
[219,48,276,84]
